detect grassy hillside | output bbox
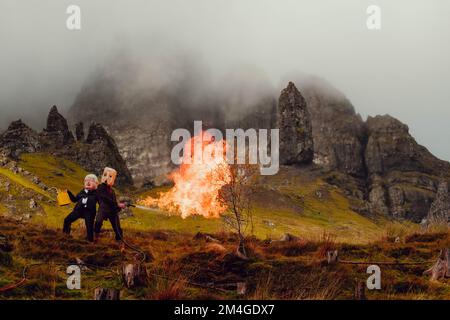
[1,215,449,300]
[19,153,89,194]
[1,152,449,300]
[1,153,387,243]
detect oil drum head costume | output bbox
[95,167,123,241]
[101,167,117,186]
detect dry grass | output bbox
[147,261,189,300]
[316,231,338,259]
[2,214,450,300]
[251,270,343,300]
[383,221,420,242]
[149,276,188,300]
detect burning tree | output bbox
[217,162,258,259]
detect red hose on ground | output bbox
[0,277,26,292]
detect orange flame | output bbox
[139,131,231,219]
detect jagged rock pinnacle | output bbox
[278,82,314,165]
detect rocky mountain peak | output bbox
[6,119,30,132]
[0,119,41,158]
[365,114,449,177]
[278,82,314,165]
[79,122,133,185]
[366,115,409,135]
[364,113,450,221]
[86,122,113,144]
[298,78,367,178]
[0,107,133,186]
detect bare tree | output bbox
[217,163,258,259]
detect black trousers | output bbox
[63,210,95,242]
[94,211,123,241]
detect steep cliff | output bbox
[364,115,450,221]
[299,78,367,178]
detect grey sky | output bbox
[0,0,449,160]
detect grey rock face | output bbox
[365,115,450,176]
[278,82,314,165]
[0,120,41,158]
[111,126,173,186]
[388,186,406,218]
[80,123,133,185]
[41,119,133,185]
[364,115,450,221]
[41,105,75,147]
[368,178,389,216]
[427,182,450,224]
[75,122,84,142]
[299,79,367,177]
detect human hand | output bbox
[119,202,126,209]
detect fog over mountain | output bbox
[1,0,449,160]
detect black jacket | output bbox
[96,183,121,216]
[68,189,98,215]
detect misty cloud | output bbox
[0,0,449,160]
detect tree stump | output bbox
[236,282,247,295]
[423,248,450,281]
[122,263,148,288]
[193,232,221,243]
[94,288,120,300]
[0,235,13,252]
[326,250,339,265]
[279,233,299,242]
[354,280,366,300]
[235,239,248,260]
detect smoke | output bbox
[0,0,449,160]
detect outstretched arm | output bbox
[67,190,79,203]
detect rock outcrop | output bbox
[427,182,450,224]
[81,123,133,185]
[46,118,133,186]
[0,120,41,158]
[75,122,84,142]
[0,107,133,186]
[299,78,367,178]
[40,105,75,148]
[365,115,449,176]
[277,82,314,165]
[360,115,450,221]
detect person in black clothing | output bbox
[63,174,99,242]
[94,167,126,242]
